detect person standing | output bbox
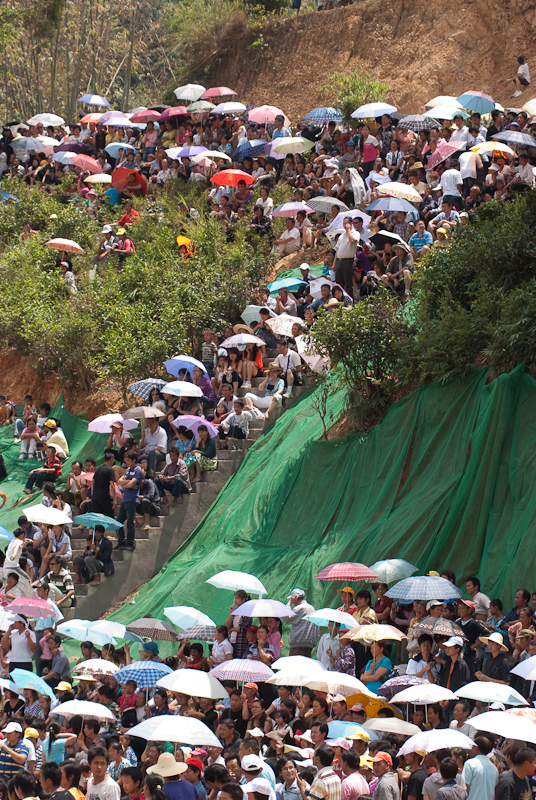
[461,737,498,800]
[372,752,399,800]
[286,589,318,658]
[310,746,341,800]
[334,218,359,297]
[91,451,118,517]
[496,748,536,800]
[116,452,143,551]
[1,617,36,671]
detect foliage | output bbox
[320,68,390,124]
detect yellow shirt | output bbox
[353,607,377,625]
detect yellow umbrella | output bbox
[85,173,112,184]
[346,692,404,719]
[346,624,407,643]
[470,142,516,158]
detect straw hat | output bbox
[147,753,188,777]
[268,361,283,372]
[478,632,508,652]
[233,323,253,335]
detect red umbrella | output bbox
[130,109,161,124]
[201,87,237,98]
[68,154,101,173]
[210,169,254,187]
[80,112,103,124]
[6,597,55,619]
[426,141,463,171]
[45,238,84,254]
[159,106,189,121]
[111,167,148,196]
[314,562,380,582]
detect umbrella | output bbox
[158,670,228,699]
[327,721,369,739]
[89,620,143,644]
[115,660,173,688]
[294,335,330,375]
[314,563,379,582]
[88,413,138,434]
[411,617,465,638]
[130,110,161,124]
[426,142,464,171]
[397,115,440,132]
[27,112,65,126]
[272,655,325,672]
[164,355,207,378]
[456,681,528,707]
[378,676,431,700]
[129,715,221,747]
[98,111,128,123]
[398,728,474,756]
[209,659,274,682]
[0,526,14,542]
[57,619,117,646]
[303,107,343,125]
[101,116,135,128]
[78,94,110,106]
[212,102,246,115]
[171,415,218,439]
[506,708,536,722]
[122,406,165,420]
[104,142,136,158]
[425,96,463,110]
[351,103,397,119]
[73,513,123,530]
[522,98,536,116]
[85,173,112,184]
[424,106,468,121]
[366,171,391,188]
[492,131,536,147]
[202,86,237,98]
[128,378,167,402]
[0,610,20,631]
[54,700,116,720]
[197,150,231,161]
[511,655,536,681]
[266,314,304,337]
[110,167,147,196]
[457,91,495,115]
[271,137,315,156]
[174,84,206,102]
[307,278,351,303]
[301,673,376,698]
[6,598,55,620]
[68,154,101,173]
[241,305,276,326]
[248,105,289,125]
[11,137,46,152]
[304,608,358,629]
[54,141,93,154]
[188,101,216,112]
[10,669,55,699]
[161,381,203,398]
[45,238,84,254]
[268,277,307,294]
[365,197,418,214]
[470,142,516,158]
[233,140,267,162]
[164,606,216,629]
[231,599,295,619]
[72,659,119,677]
[386,576,462,602]
[369,559,418,583]
[370,231,407,250]
[307,196,349,214]
[158,108,189,124]
[0,192,20,204]
[52,151,76,165]
[460,711,536,744]
[80,112,103,124]
[23,505,71,526]
[391,685,458,704]
[364,718,422,737]
[210,169,254,187]
[179,625,217,641]
[206,570,267,597]
[126,617,180,641]
[347,624,407,643]
[221,334,265,348]
[377,182,422,202]
[272,201,314,217]
[170,146,209,159]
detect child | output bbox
[119,734,138,766]
[201,329,217,377]
[23,445,62,494]
[119,680,138,714]
[14,394,36,441]
[436,757,466,800]
[219,399,254,450]
[86,746,120,800]
[121,767,143,800]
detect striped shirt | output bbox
[0,739,29,779]
[310,766,342,800]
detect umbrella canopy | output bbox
[98,110,128,123]
[365,717,422,737]
[188,101,217,112]
[78,94,110,106]
[130,110,161,124]
[391,684,458,704]
[115,660,173,688]
[303,107,343,125]
[68,154,101,173]
[174,84,206,102]
[169,146,208,159]
[273,201,314,218]
[456,681,528,706]
[470,141,516,158]
[164,354,207,378]
[365,197,417,214]
[397,115,440,132]
[209,659,274,682]
[104,142,136,158]
[307,196,349,214]
[0,526,14,542]
[386,576,462,602]
[457,91,495,114]
[0,192,20,204]
[206,570,267,596]
[128,378,167,402]
[129,715,221,746]
[492,131,536,147]
[266,314,304,337]
[12,137,44,152]
[398,728,474,756]
[212,102,246,115]
[425,96,463,110]
[327,721,369,740]
[411,617,465,638]
[161,381,203,398]
[377,182,422,202]
[378,676,430,700]
[101,116,134,128]
[424,106,468,121]
[202,87,237,98]
[307,277,352,302]
[247,105,289,125]
[301,672,376,698]
[6,598,54,620]
[73,513,123,530]
[159,107,189,122]
[241,305,276,326]
[179,625,217,641]
[221,334,265,348]
[233,140,268,162]
[426,142,464,171]
[314,562,379,582]
[370,231,407,250]
[231,599,295,619]
[158,669,228,699]
[464,711,536,744]
[54,700,116,720]
[351,102,397,119]
[126,617,179,641]
[89,620,143,644]
[55,141,93,154]
[304,608,358,629]
[85,173,112,184]
[11,669,55,699]
[111,167,147,195]
[366,171,391,188]
[81,112,105,124]
[197,150,231,161]
[511,655,536,681]
[122,406,165,420]
[347,624,407,643]
[294,335,331,375]
[369,559,418,583]
[164,606,216,629]
[57,619,117,646]
[88,413,138,434]
[506,708,536,722]
[268,277,307,294]
[23,505,71,526]
[272,655,325,672]
[72,658,119,677]
[271,137,315,156]
[27,112,65,126]
[210,169,254,187]
[45,238,84,254]
[171,415,218,439]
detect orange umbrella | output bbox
[210,169,254,187]
[470,141,516,158]
[80,113,102,124]
[111,167,148,196]
[45,238,84,254]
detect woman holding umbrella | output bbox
[224,590,253,658]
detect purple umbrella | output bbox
[171,415,218,438]
[98,111,129,124]
[54,142,94,154]
[378,676,430,700]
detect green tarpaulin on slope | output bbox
[110,366,536,632]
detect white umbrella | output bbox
[398,728,474,756]
[211,102,246,114]
[88,413,138,434]
[468,711,536,744]
[351,102,397,119]
[201,150,232,162]
[364,718,422,737]
[241,305,276,327]
[308,277,353,302]
[391,685,458,704]
[23,505,72,526]
[456,681,528,707]
[301,672,377,698]
[294,335,331,376]
[271,137,315,155]
[161,381,203,398]
[157,669,228,699]
[206,570,267,597]
[89,620,143,644]
[221,334,265,348]
[36,135,61,155]
[27,113,65,126]
[266,314,304,337]
[511,655,536,681]
[129,715,221,746]
[272,655,325,672]
[377,182,422,202]
[174,84,206,102]
[164,606,216,629]
[72,658,119,677]
[304,608,358,629]
[11,137,43,152]
[424,106,468,121]
[369,559,418,584]
[53,700,116,721]
[425,96,463,110]
[267,668,328,687]
[326,209,372,231]
[57,619,116,647]
[231,599,295,619]
[307,196,349,214]
[85,173,112,184]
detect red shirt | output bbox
[117,210,141,226]
[44,455,62,478]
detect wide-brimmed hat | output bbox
[233,323,253,335]
[478,632,508,652]
[268,362,283,372]
[147,753,188,777]
[326,298,341,308]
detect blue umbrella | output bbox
[52,152,74,165]
[78,94,110,107]
[303,107,343,125]
[163,355,207,379]
[233,140,267,162]
[104,142,136,158]
[11,669,55,699]
[328,721,373,739]
[365,197,418,214]
[114,660,173,688]
[128,378,167,402]
[386,576,462,602]
[492,131,536,147]
[268,277,307,292]
[73,513,123,531]
[0,192,20,204]
[456,92,495,115]
[57,619,116,646]
[0,527,14,542]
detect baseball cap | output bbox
[4,722,22,734]
[349,704,365,713]
[246,625,259,633]
[24,728,39,739]
[241,754,263,772]
[346,729,370,742]
[247,727,265,738]
[244,682,258,690]
[360,756,374,769]
[287,588,305,600]
[371,751,393,766]
[443,636,464,648]
[143,641,159,654]
[56,681,72,691]
[247,779,273,797]
[336,586,355,596]
[426,600,443,611]
[295,729,314,743]
[457,599,476,611]
[102,225,113,233]
[326,737,351,750]
[185,758,204,771]
[426,570,440,577]
[44,419,56,429]
[331,694,347,703]
[117,227,127,235]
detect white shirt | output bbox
[317,633,340,670]
[518,63,531,83]
[212,639,233,662]
[450,126,470,146]
[335,230,359,259]
[11,628,36,662]
[143,425,167,453]
[449,719,475,739]
[259,197,274,217]
[471,591,491,617]
[440,168,463,198]
[86,776,121,800]
[276,350,301,371]
[279,227,300,246]
[459,151,478,180]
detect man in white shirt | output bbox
[450,115,471,147]
[334,217,359,297]
[275,341,302,399]
[513,153,535,185]
[272,218,301,256]
[459,150,483,198]
[465,577,490,621]
[317,622,340,670]
[449,701,475,739]
[439,160,464,211]
[140,417,167,478]
[511,56,531,97]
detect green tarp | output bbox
[110,366,536,631]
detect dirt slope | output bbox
[213,0,536,119]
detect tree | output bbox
[321,68,389,124]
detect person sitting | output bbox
[23,445,62,494]
[190,425,217,484]
[244,363,285,420]
[72,525,113,585]
[272,218,301,257]
[249,206,272,238]
[219,399,254,450]
[111,228,136,267]
[18,417,43,460]
[136,473,161,532]
[155,448,192,505]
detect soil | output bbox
[213,0,536,120]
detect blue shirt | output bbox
[409,231,433,250]
[364,655,392,693]
[122,465,143,503]
[164,781,198,800]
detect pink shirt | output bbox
[267,631,281,660]
[342,771,370,800]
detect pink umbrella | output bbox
[209,659,274,682]
[248,105,288,125]
[130,109,161,124]
[272,201,314,218]
[201,87,237,98]
[172,415,218,438]
[159,107,189,121]
[68,154,101,174]
[45,238,84,254]
[314,562,380,581]
[98,111,129,124]
[6,597,55,619]
[426,141,463,171]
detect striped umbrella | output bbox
[209,659,274,682]
[179,624,217,641]
[303,107,343,125]
[397,115,440,132]
[114,660,173,688]
[386,576,462,602]
[128,378,167,402]
[492,131,536,147]
[314,562,379,582]
[126,617,180,641]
